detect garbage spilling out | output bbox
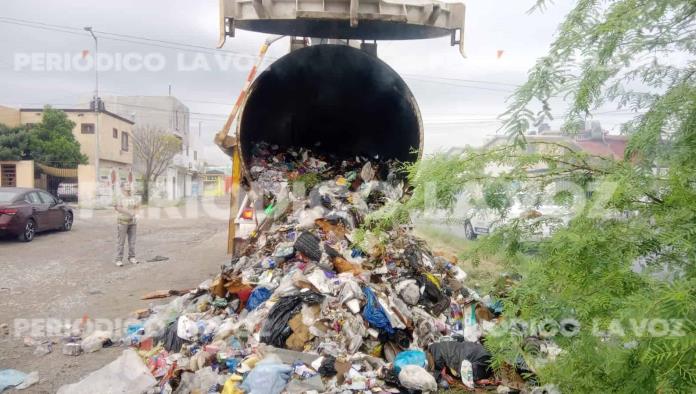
[56,144,544,393]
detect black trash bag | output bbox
[318,355,337,377]
[428,341,493,381]
[294,232,322,261]
[378,329,412,349]
[404,245,424,271]
[260,292,324,348]
[383,367,401,386]
[323,243,342,258]
[156,318,188,353]
[417,275,450,316]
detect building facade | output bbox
[0,105,134,203]
[100,96,204,201]
[17,108,134,173]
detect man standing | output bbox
[114,183,140,266]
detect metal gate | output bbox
[35,164,79,201]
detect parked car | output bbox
[57,182,79,202]
[0,187,73,242]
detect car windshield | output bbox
[0,190,20,203]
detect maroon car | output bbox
[0,187,73,242]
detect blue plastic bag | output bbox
[240,358,293,394]
[393,350,427,373]
[0,369,27,392]
[246,287,272,311]
[361,287,394,335]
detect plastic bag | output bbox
[246,287,272,311]
[177,315,200,341]
[260,292,324,348]
[398,365,437,392]
[81,330,112,353]
[362,287,394,335]
[418,274,450,316]
[395,279,420,305]
[294,232,322,261]
[428,341,493,381]
[56,349,156,394]
[463,304,482,342]
[0,369,28,392]
[393,349,427,373]
[240,357,293,394]
[339,280,363,305]
[156,319,187,352]
[305,269,333,294]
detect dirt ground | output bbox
[0,198,231,393]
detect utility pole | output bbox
[84,26,100,198]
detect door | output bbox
[37,191,64,229]
[25,191,49,230]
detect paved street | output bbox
[0,198,231,393]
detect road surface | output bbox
[0,198,231,393]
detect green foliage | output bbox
[0,107,87,167]
[483,179,513,213]
[27,106,88,167]
[296,172,321,195]
[0,123,28,161]
[485,0,696,390]
[359,0,696,391]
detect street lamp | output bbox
[84,26,100,199]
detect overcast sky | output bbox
[0,0,632,165]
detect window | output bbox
[113,128,118,138]
[121,132,129,151]
[81,123,95,134]
[194,151,197,160]
[0,190,20,203]
[26,192,41,204]
[38,191,56,205]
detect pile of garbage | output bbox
[59,143,531,393]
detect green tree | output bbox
[363,0,696,391]
[132,125,183,204]
[26,106,88,168]
[0,123,29,161]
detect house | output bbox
[0,160,34,188]
[0,105,134,201]
[99,96,204,200]
[483,122,629,163]
[202,169,226,197]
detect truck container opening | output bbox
[238,44,423,166]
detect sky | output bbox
[0,0,632,165]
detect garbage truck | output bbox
[213,0,466,253]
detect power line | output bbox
[0,17,273,61]
[403,73,521,88]
[0,16,528,91]
[405,75,515,92]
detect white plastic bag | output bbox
[56,349,156,394]
[398,365,437,392]
[81,330,112,353]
